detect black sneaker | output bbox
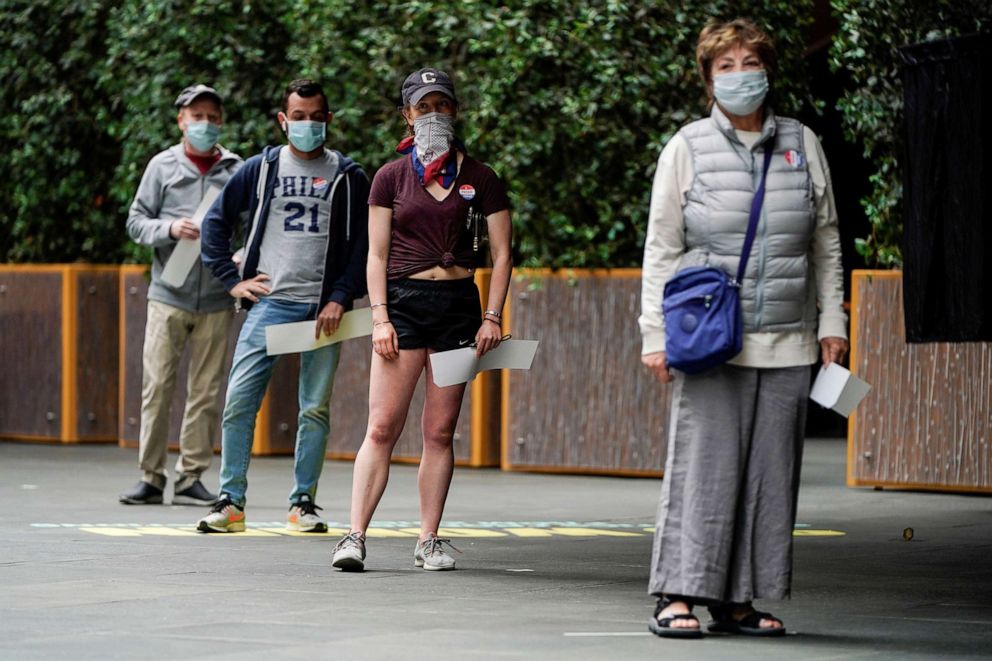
[173,479,220,506]
[119,481,164,505]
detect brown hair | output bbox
[695,18,777,92]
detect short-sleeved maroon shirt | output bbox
[368,154,509,280]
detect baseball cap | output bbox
[174,84,223,108]
[401,68,457,107]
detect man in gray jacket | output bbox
[119,84,243,506]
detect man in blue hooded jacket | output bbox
[197,79,369,533]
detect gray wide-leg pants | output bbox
[649,363,810,603]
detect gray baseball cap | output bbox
[401,68,457,106]
[174,84,222,108]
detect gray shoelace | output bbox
[335,531,365,551]
[421,536,461,557]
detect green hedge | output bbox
[829,0,992,267]
[3,0,817,267]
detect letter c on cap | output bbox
[421,72,437,83]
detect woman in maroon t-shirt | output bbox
[332,68,512,572]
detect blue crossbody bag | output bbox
[661,144,773,374]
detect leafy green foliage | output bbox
[2,0,818,267]
[829,0,992,268]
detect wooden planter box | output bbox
[0,265,120,443]
[848,270,992,493]
[256,270,501,467]
[501,269,670,476]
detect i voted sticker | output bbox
[459,185,476,200]
[784,150,805,168]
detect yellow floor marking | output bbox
[209,529,282,537]
[642,527,656,533]
[438,527,507,538]
[399,527,507,538]
[65,525,846,539]
[79,527,142,536]
[548,527,642,537]
[503,528,555,537]
[134,526,198,536]
[257,527,346,537]
[366,528,418,538]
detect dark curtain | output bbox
[901,32,992,342]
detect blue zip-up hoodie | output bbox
[201,145,369,311]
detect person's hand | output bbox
[820,336,849,365]
[229,274,270,303]
[169,218,200,240]
[372,321,399,360]
[315,301,345,339]
[474,319,502,358]
[642,351,673,383]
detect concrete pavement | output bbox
[1,439,990,660]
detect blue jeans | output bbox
[218,298,341,508]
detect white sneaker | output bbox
[414,534,460,571]
[331,532,366,571]
[196,495,246,533]
[287,494,327,532]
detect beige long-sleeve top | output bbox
[639,126,848,368]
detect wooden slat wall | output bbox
[0,269,63,439]
[0,265,120,443]
[848,270,992,493]
[119,266,242,452]
[75,270,120,440]
[502,269,670,476]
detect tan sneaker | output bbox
[414,534,460,571]
[331,532,366,572]
[195,495,245,533]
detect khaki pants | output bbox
[139,300,233,490]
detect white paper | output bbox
[429,340,539,388]
[810,362,872,417]
[265,308,373,356]
[160,186,221,288]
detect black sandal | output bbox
[708,602,786,637]
[648,596,703,639]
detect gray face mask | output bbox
[713,70,769,116]
[412,112,454,164]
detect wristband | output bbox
[484,309,502,319]
[373,320,392,327]
[370,303,387,309]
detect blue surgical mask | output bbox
[284,120,326,152]
[185,121,221,151]
[713,70,769,116]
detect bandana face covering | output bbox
[412,112,454,164]
[396,112,462,188]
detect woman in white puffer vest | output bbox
[639,18,848,639]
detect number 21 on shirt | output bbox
[284,202,321,233]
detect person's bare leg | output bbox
[417,353,467,540]
[348,349,425,534]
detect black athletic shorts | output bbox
[386,277,482,351]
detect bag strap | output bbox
[735,143,774,285]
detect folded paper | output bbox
[429,340,539,388]
[809,362,872,417]
[265,308,373,356]
[160,186,221,288]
